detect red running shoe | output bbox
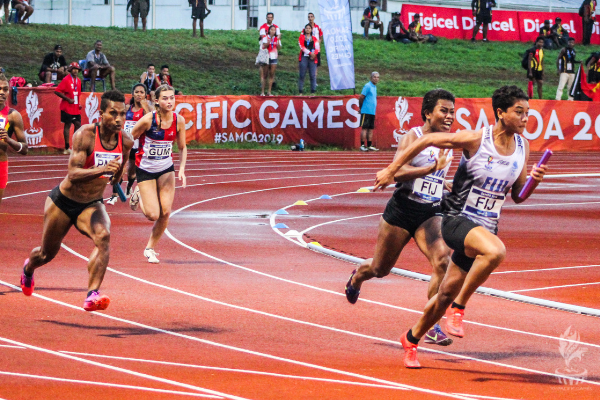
[83,291,111,312]
[400,330,421,369]
[20,259,34,296]
[446,306,465,338]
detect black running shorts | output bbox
[441,214,480,272]
[476,15,492,25]
[49,186,103,225]
[360,113,375,130]
[60,111,81,124]
[136,164,175,183]
[382,194,441,238]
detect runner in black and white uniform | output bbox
[129,84,187,263]
[345,89,456,346]
[373,86,548,369]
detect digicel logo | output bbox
[407,12,516,32]
[522,19,577,33]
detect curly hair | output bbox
[421,89,455,122]
[491,85,528,121]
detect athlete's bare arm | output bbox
[110,131,134,185]
[67,125,120,183]
[375,129,482,191]
[510,138,547,203]
[391,129,452,183]
[0,110,27,155]
[130,112,153,140]
[176,114,187,188]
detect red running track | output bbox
[1,150,599,399]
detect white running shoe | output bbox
[368,146,379,151]
[129,186,140,211]
[144,248,160,264]
[106,195,118,205]
[360,145,368,152]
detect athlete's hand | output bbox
[0,130,7,142]
[68,98,75,104]
[444,179,453,192]
[178,170,187,188]
[104,156,122,176]
[434,149,453,171]
[530,164,548,182]
[374,167,395,191]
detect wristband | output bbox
[17,142,23,153]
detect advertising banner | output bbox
[318,0,355,90]
[517,11,600,45]
[12,88,600,153]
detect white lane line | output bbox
[510,281,600,293]
[505,201,600,208]
[0,345,25,349]
[59,351,405,391]
[0,280,471,400]
[3,190,49,200]
[8,176,64,184]
[453,394,524,400]
[0,371,219,398]
[0,335,248,400]
[493,264,600,275]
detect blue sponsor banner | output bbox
[318,0,355,90]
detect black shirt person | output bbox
[39,45,68,83]
[471,0,496,42]
[387,12,410,44]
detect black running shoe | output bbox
[345,269,360,304]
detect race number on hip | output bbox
[412,175,444,202]
[463,186,505,220]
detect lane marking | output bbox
[493,264,600,275]
[58,351,405,391]
[510,281,600,293]
[0,335,249,400]
[0,371,220,398]
[0,280,472,400]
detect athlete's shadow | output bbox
[40,320,228,339]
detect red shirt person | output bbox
[55,62,82,155]
[259,12,281,40]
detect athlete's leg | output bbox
[25,197,73,275]
[63,121,72,151]
[0,189,4,205]
[452,226,505,307]
[268,64,277,95]
[260,64,268,96]
[351,217,411,290]
[146,171,175,249]
[137,178,160,220]
[127,159,137,194]
[74,203,111,292]
[413,216,451,300]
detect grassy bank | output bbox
[1,24,599,99]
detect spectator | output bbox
[259,12,280,41]
[582,0,597,46]
[298,24,319,95]
[361,0,384,40]
[306,12,322,81]
[190,0,210,38]
[39,45,68,83]
[140,63,158,94]
[386,12,410,43]
[551,17,570,48]
[12,0,33,24]
[260,25,281,96]
[556,37,577,100]
[358,72,380,152]
[54,62,82,155]
[539,19,555,49]
[154,65,182,95]
[85,40,116,92]
[409,14,437,44]
[128,0,149,32]
[527,37,545,99]
[585,51,600,83]
[471,0,496,42]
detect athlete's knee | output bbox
[431,254,450,275]
[145,211,160,221]
[485,243,506,265]
[437,282,459,307]
[93,228,111,248]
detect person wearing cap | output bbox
[409,14,437,44]
[361,0,384,40]
[39,45,68,83]
[551,17,569,48]
[386,12,410,43]
[55,63,82,155]
[471,0,496,42]
[539,19,555,49]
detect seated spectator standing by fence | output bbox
[140,63,158,94]
[298,24,319,96]
[128,0,149,32]
[85,40,116,92]
[581,0,596,46]
[361,0,384,40]
[551,18,569,48]
[527,37,545,99]
[539,20,556,49]
[54,62,82,155]
[154,65,182,95]
[190,0,210,38]
[387,12,410,43]
[471,0,495,42]
[39,45,67,83]
[586,51,600,83]
[556,37,577,100]
[259,26,281,96]
[12,0,33,24]
[409,14,437,44]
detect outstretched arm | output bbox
[392,130,453,182]
[176,115,187,188]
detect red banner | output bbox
[12,88,600,153]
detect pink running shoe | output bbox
[83,291,111,312]
[446,306,465,338]
[20,259,34,296]
[400,330,421,369]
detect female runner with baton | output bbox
[374,86,548,368]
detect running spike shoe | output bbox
[345,269,360,304]
[83,291,111,312]
[424,323,453,346]
[20,259,34,296]
[446,306,465,338]
[400,331,421,369]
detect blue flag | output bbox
[318,0,355,90]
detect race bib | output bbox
[52,73,57,81]
[0,116,6,130]
[123,120,137,135]
[463,186,505,220]
[73,93,78,105]
[148,141,172,160]
[396,26,400,33]
[412,175,444,202]
[95,152,121,178]
[567,62,573,71]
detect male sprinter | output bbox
[20,90,133,311]
[0,73,28,205]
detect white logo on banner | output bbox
[393,97,413,147]
[24,91,43,146]
[556,326,588,385]
[86,94,100,123]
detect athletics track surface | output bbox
[0,150,599,399]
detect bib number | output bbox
[95,152,121,178]
[148,142,172,160]
[123,120,137,135]
[567,62,573,71]
[395,26,400,33]
[52,73,57,81]
[0,116,6,130]
[463,186,505,220]
[412,175,444,202]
